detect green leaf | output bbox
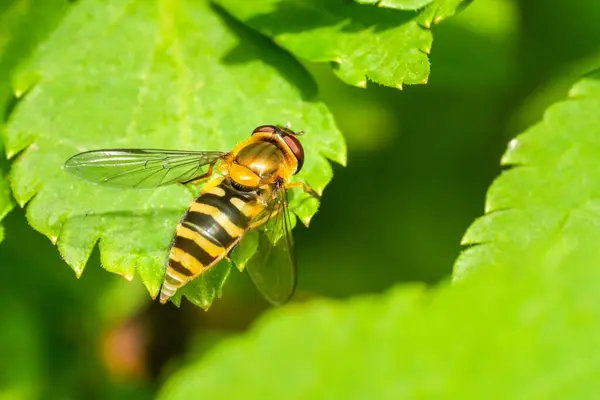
[0,171,10,243]
[158,71,600,398]
[0,0,69,243]
[0,0,69,88]
[455,71,600,279]
[158,245,600,398]
[214,0,445,88]
[4,0,345,309]
[354,0,435,11]
[230,230,259,271]
[0,299,43,399]
[355,0,469,22]
[419,0,471,26]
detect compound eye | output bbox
[252,125,278,135]
[282,134,305,174]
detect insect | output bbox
[64,125,319,305]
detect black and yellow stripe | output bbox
[159,179,263,302]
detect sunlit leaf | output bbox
[215,0,467,88]
[455,71,600,279]
[355,0,435,11]
[419,0,471,26]
[4,0,345,308]
[158,70,600,398]
[159,247,600,398]
[230,230,259,272]
[356,0,470,23]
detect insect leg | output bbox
[179,161,217,185]
[248,211,280,230]
[285,182,321,200]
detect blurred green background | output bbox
[2,0,600,398]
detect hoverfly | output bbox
[64,125,319,305]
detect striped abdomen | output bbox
[160,179,263,303]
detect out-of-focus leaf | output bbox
[455,71,600,278]
[0,0,69,101]
[4,0,345,309]
[0,300,43,400]
[510,0,600,133]
[158,241,600,398]
[97,277,149,325]
[215,0,452,88]
[0,207,155,398]
[427,0,518,90]
[0,171,9,243]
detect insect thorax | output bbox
[234,141,287,180]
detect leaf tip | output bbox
[12,69,40,99]
[335,149,348,167]
[73,267,84,279]
[483,202,493,215]
[6,149,17,160]
[302,215,312,227]
[501,138,520,165]
[357,80,367,88]
[397,83,403,90]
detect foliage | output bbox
[160,252,600,398]
[455,71,600,279]
[355,0,435,10]
[0,0,70,242]
[2,0,600,398]
[215,0,467,88]
[0,209,152,399]
[160,71,600,399]
[0,166,9,242]
[0,0,475,308]
[3,0,345,308]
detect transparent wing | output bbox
[245,185,297,305]
[64,149,227,188]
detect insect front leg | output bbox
[285,182,321,200]
[179,161,217,185]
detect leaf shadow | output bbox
[212,0,420,91]
[212,2,320,101]
[217,0,419,36]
